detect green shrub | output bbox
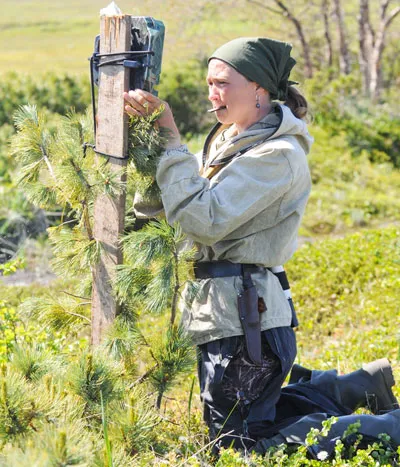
[66,352,124,419]
[342,106,400,167]
[305,70,400,168]
[1,422,95,466]
[0,300,59,362]
[0,72,90,127]
[303,125,400,234]
[0,367,46,442]
[287,227,400,368]
[159,59,214,137]
[0,228,399,464]
[0,125,14,183]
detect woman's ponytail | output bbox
[285,86,308,120]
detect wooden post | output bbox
[91,15,131,345]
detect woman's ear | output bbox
[256,85,269,96]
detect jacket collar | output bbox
[202,103,283,169]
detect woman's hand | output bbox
[123,89,181,149]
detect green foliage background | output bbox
[0,0,399,464]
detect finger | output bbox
[134,89,160,104]
[125,104,144,117]
[133,90,163,114]
[125,89,162,112]
[125,90,149,114]
[123,90,139,106]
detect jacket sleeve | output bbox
[156,144,293,246]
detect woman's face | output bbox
[207,59,261,132]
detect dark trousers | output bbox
[198,327,350,449]
[198,327,297,449]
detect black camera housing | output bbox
[91,16,165,96]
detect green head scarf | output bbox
[209,37,297,101]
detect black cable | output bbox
[82,143,130,161]
[89,56,97,140]
[95,50,154,58]
[85,49,153,161]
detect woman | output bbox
[124,38,399,455]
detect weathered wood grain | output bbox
[91,15,131,345]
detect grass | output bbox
[1,2,400,462]
[0,226,399,465]
[288,227,400,371]
[0,0,269,75]
[301,126,400,236]
[0,0,369,76]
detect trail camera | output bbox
[91,16,165,96]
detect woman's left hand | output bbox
[123,89,181,149]
[123,89,163,117]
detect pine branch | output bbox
[18,295,91,332]
[10,345,57,382]
[62,309,91,324]
[69,159,92,192]
[61,291,91,301]
[11,105,56,189]
[47,226,102,277]
[109,387,160,455]
[40,143,56,180]
[113,265,153,303]
[149,325,196,409]
[170,247,180,326]
[127,108,167,209]
[119,220,196,320]
[11,105,76,210]
[81,200,94,241]
[19,182,58,210]
[129,364,159,387]
[0,369,42,441]
[147,262,174,314]
[102,317,141,361]
[122,220,174,266]
[68,352,124,418]
[91,161,126,199]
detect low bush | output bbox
[305,70,400,168]
[0,72,90,127]
[0,227,398,464]
[302,125,400,235]
[288,226,400,370]
[159,58,214,137]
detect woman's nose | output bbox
[208,85,219,101]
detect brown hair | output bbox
[285,86,308,120]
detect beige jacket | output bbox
[156,104,313,345]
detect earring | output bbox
[256,94,261,108]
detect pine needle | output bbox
[149,324,196,409]
[18,295,90,332]
[126,108,167,208]
[103,317,141,361]
[9,344,57,382]
[47,226,102,277]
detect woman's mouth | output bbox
[207,105,227,113]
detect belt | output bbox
[193,260,299,328]
[194,261,266,279]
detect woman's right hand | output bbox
[123,89,181,149]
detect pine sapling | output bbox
[12,102,199,420]
[67,351,123,421]
[109,386,160,456]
